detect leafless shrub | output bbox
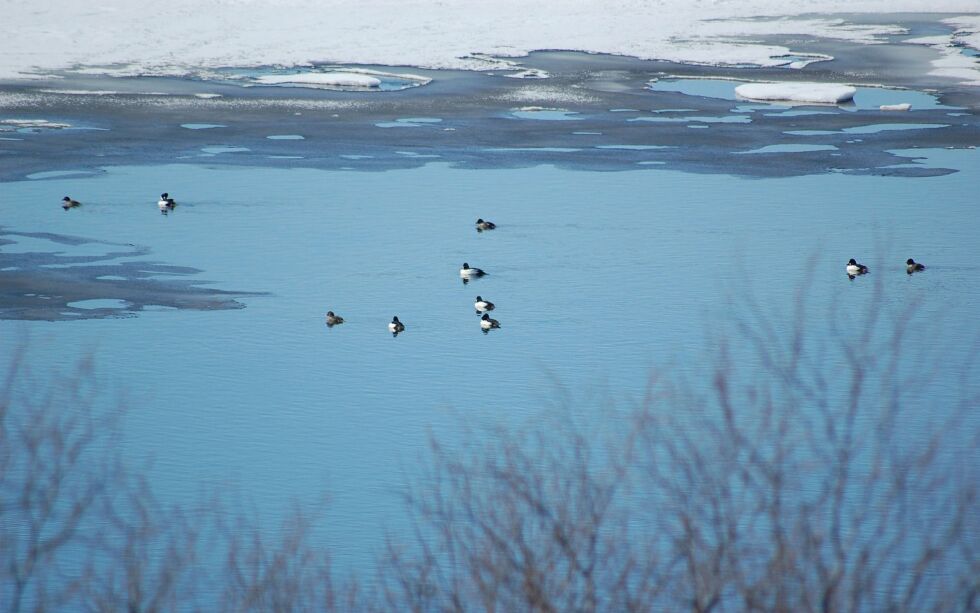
[0,336,357,612]
[379,409,657,613]
[635,276,978,612]
[3,267,977,612]
[85,476,203,612]
[0,339,123,612]
[220,503,349,613]
[386,278,979,612]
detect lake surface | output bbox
[3,146,980,574]
[2,40,980,592]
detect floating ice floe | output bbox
[734,82,857,104]
[39,89,169,95]
[255,72,382,88]
[243,69,431,91]
[0,118,72,130]
[504,68,549,79]
[880,103,912,111]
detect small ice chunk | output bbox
[504,68,549,79]
[734,82,856,104]
[255,72,381,88]
[880,103,912,111]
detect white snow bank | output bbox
[254,72,382,88]
[2,0,978,80]
[735,82,857,104]
[880,103,911,111]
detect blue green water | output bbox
[2,150,980,571]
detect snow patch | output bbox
[2,0,969,80]
[735,82,857,104]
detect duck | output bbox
[474,295,495,314]
[480,313,501,332]
[388,316,405,336]
[476,218,497,232]
[157,192,176,210]
[460,263,487,279]
[61,196,81,210]
[325,311,345,327]
[846,258,869,277]
[906,258,925,274]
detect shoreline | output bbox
[1,14,978,184]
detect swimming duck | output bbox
[906,258,925,274]
[460,263,487,279]
[61,196,81,210]
[325,311,345,327]
[846,258,869,277]
[476,218,497,232]
[157,192,176,210]
[480,313,501,332]
[389,316,405,336]
[474,295,495,314]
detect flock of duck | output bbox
[61,193,500,336]
[58,195,927,333]
[847,257,926,279]
[62,192,178,214]
[324,219,502,337]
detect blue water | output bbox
[3,150,980,574]
[376,117,443,128]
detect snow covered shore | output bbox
[1,1,978,82]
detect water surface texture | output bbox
[3,151,979,570]
[2,42,979,585]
